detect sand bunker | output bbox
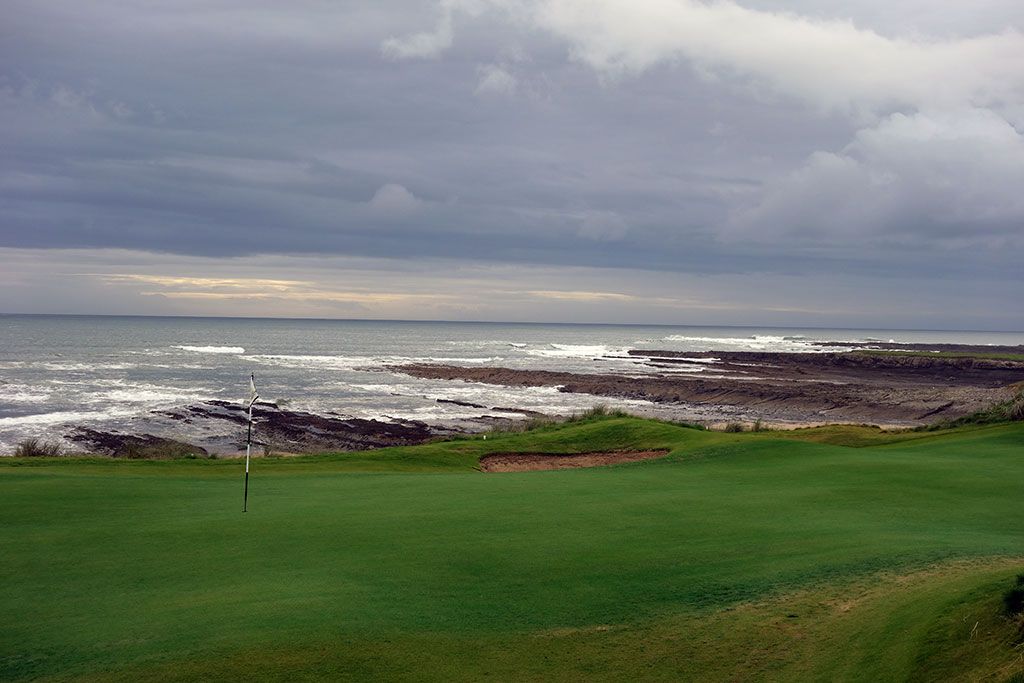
[479,449,670,472]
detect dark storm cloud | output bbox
[1,0,1023,319]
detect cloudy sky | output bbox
[2,1,1022,329]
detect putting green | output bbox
[2,418,1023,681]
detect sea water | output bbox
[1,314,1022,453]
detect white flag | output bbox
[248,374,259,407]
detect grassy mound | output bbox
[2,416,1023,680]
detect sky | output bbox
[1,0,1022,329]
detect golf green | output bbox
[2,418,1023,681]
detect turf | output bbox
[2,417,1023,681]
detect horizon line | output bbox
[1,312,1022,335]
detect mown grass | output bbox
[42,560,1024,683]
[2,416,1024,681]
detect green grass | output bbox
[2,416,1024,681]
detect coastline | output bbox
[391,345,1024,428]
[9,341,1022,458]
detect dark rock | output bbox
[437,398,489,409]
[161,400,447,452]
[66,428,208,459]
[391,352,1021,426]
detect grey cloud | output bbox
[475,64,518,96]
[395,1,1024,114]
[577,211,629,241]
[382,8,454,59]
[1,1,1022,327]
[727,109,1024,246]
[368,183,425,215]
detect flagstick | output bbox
[243,399,252,512]
[243,373,258,513]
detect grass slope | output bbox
[2,417,1023,681]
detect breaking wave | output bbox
[0,390,51,403]
[89,387,212,405]
[243,354,505,371]
[0,407,137,428]
[527,344,617,358]
[174,345,245,354]
[660,335,847,352]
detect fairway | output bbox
[3,418,1024,681]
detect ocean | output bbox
[2,314,1022,453]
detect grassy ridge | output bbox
[2,417,1024,680]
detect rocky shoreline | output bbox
[159,400,445,453]
[391,345,1024,427]
[54,398,533,458]
[29,343,1024,458]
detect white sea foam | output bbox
[446,340,529,350]
[146,363,208,370]
[660,335,846,352]
[0,388,51,403]
[527,344,615,358]
[91,387,210,404]
[47,378,127,387]
[650,365,706,373]
[0,407,136,428]
[174,345,245,354]
[39,362,136,371]
[347,383,403,393]
[663,334,782,345]
[244,354,503,371]
[243,354,366,370]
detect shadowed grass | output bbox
[49,560,1024,682]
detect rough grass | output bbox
[3,417,1024,680]
[485,403,633,435]
[13,438,65,457]
[914,389,1024,432]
